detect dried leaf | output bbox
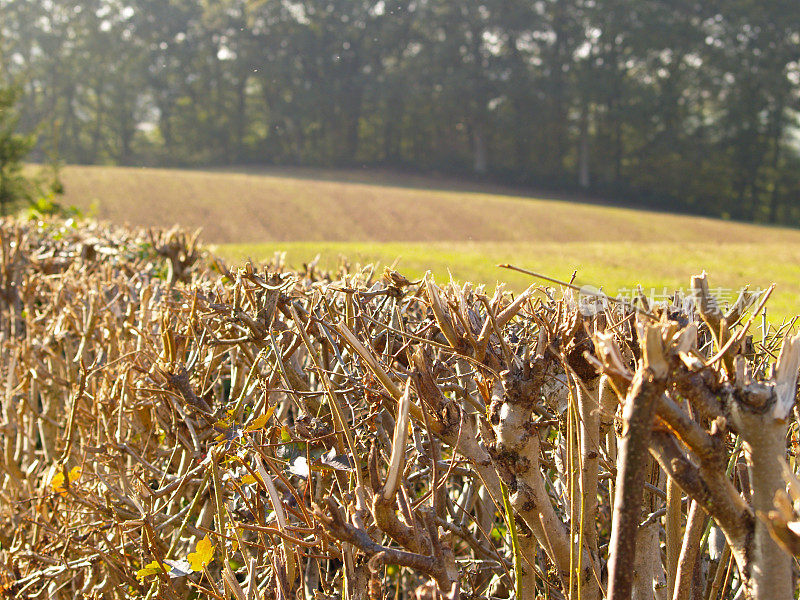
[245,406,275,432]
[320,447,353,472]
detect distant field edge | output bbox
[56,164,800,245]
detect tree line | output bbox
[1,0,799,224]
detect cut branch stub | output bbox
[772,334,800,420]
[425,276,462,351]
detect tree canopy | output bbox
[2,0,799,223]
[0,84,36,214]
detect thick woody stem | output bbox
[578,377,601,556]
[486,364,599,599]
[672,500,708,600]
[664,478,682,599]
[518,532,540,600]
[648,430,752,546]
[410,347,504,506]
[631,520,662,600]
[739,418,793,600]
[607,365,665,600]
[727,334,800,600]
[648,430,755,595]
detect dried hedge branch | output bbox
[0,218,798,600]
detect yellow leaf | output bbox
[245,406,275,432]
[135,560,163,581]
[240,474,259,485]
[51,473,64,493]
[187,535,215,571]
[51,466,81,497]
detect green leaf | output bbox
[135,560,164,581]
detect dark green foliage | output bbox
[0,85,36,214]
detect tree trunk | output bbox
[473,126,487,174]
[579,102,591,189]
[234,74,248,163]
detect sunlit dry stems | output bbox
[314,497,458,598]
[289,304,364,491]
[384,379,412,502]
[6,220,800,600]
[222,559,246,600]
[336,321,402,400]
[210,447,227,559]
[254,451,297,586]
